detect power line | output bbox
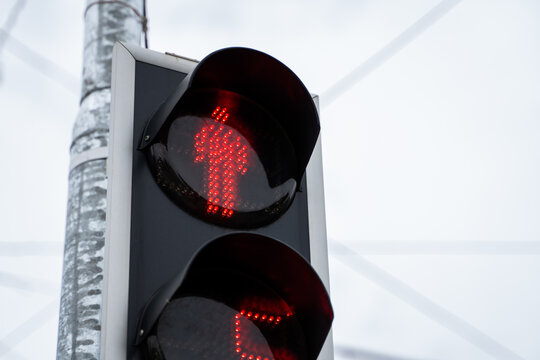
[330,241,525,360]
[0,241,63,256]
[333,240,540,255]
[0,28,79,95]
[0,0,26,84]
[0,0,78,95]
[0,300,57,358]
[335,344,428,360]
[0,0,26,52]
[320,0,462,108]
[0,0,78,93]
[0,272,59,296]
[0,348,28,360]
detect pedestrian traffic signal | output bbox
[143,92,297,228]
[137,234,332,360]
[103,43,333,360]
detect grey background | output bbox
[0,0,539,359]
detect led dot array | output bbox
[194,106,249,218]
[233,308,295,360]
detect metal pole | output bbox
[57,1,145,359]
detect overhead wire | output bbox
[335,240,540,255]
[0,28,79,95]
[320,0,462,108]
[0,241,63,256]
[335,344,426,360]
[330,240,526,360]
[0,272,59,296]
[0,0,26,47]
[0,300,57,359]
[0,0,26,83]
[0,0,78,94]
[319,0,531,354]
[318,2,527,354]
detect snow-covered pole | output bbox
[57,1,145,358]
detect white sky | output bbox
[0,0,539,359]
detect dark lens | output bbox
[155,269,308,360]
[146,89,297,228]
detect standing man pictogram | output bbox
[194,106,249,218]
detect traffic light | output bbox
[102,42,333,360]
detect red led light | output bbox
[194,106,249,219]
[233,308,296,360]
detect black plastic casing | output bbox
[126,48,332,360]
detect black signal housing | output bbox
[106,43,333,360]
[139,47,320,185]
[135,235,333,360]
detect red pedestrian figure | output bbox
[194,106,249,218]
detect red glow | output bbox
[233,308,296,360]
[194,106,249,218]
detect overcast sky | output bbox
[1,0,539,359]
